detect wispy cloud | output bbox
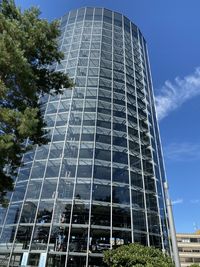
[164,142,200,162]
[172,198,183,205]
[190,199,200,204]
[155,67,200,120]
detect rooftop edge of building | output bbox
[59,6,146,43]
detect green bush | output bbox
[103,243,175,267]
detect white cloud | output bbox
[164,142,200,161]
[190,199,200,204]
[155,67,200,120]
[172,198,183,205]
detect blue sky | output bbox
[15,0,200,233]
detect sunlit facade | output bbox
[0,7,171,267]
[177,232,200,267]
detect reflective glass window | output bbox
[15,226,33,250]
[133,210,146,232]
[96,134,111,144]
[31,226,50,250]
[18,163,32,181]
[36,201,53,223]
[86,88,97,99]
[41,179,57,199]
[53,201,71,224]
[5,203,22,225]
[90,229,110,253]
[49,226,68,252]
[0,226,16,244]
[93,184,111,202]
[144,175,156,191]
[67,126,81,141]
[64,142,78,158]
[77,164,92,178]
[35,146,49,160]
[134,232,147,246]
[131,171,143,188]
[20,202,37,223]
[12,183,27,202]
[94,8,102,21]
[112,230,132,246]
[79,143,94,158]
[72,203,90,224]
[149,234,162,248]
[45,160,61,178]
[58,179,74,199]
[0,208,6,225]
[146,193,158,212]
[148,213,161,235]
[113,168,129,184]
[53,127,66,142]
[56,112,68,126]
[74,182,91,200]
[94,165,111,181]
[112,186,130,205]
[46,102,59,114]
[91,205,110,226]
[26,180,42,200]
[60,159,77,178]
[112,207,131,228]
[113,151,128,165]
[69,227,88,252]
[132,190,144,209]
[83,113,96,126]
[44,114,56,127]
[95,148,111,162]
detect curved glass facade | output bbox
[0,7,171,267]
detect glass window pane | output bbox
[93,184,111,202]
[31,161,46,179]
[36,201,53,223]
[74,183,91,200]
[58,179,74,199]
[133,210,146,232]
[112,207,131,228]
[12,183,27,202]
[45,160,61,178]
[20,202,37,223]
[69,227,88,252]
[112,230,132,247]
[41,179,57,199]
[49,226,68,252]
[31,226,50,250]
[94,165,111,181]
[91,205,110,226]
[53,201,71,224]
[112,186,130,205]
[26,180,42,200]
[90,229,110,253]
[15,226,33,250]
[72,203,90,224]
[132,190,145,209]
[5,203,22,225]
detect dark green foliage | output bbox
[0,0,73,204]
[190,264,200,267]
[103,243,175,267]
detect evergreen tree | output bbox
[0,0,73,205]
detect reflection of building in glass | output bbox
[177,232,200,267]
[0,7,172,267]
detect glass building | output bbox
[0,7,171,267]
